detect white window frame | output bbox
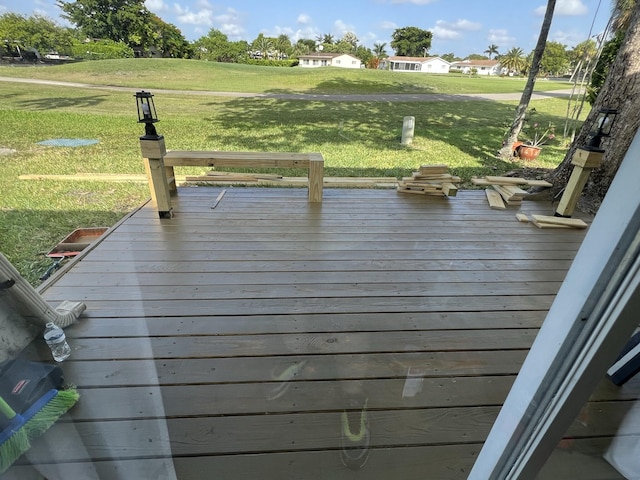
[469,130,640,479]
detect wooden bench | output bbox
[140,138,324,217]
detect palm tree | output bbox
[257,36,273,59]
[322,33,335,45]
[342,32,358,50]
[612,0,635,30]
[499,47,526,74]
[484,44,499,59]
[373,42,387,58]
[500,0,556,158]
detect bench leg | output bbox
[144,157,173,218]
[308,154,324,203]
[165,165,177,195]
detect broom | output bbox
[0,387,79,474]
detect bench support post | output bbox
[140,137,173,218]
[308,153,324,203]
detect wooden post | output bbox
[307,153,324,203]
[140,136,172,218]
[555,148,604,217]
[401,116,415,146]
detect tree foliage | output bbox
[71,38,133,59]
[0,13,75,55]
[587,31,625,104]
[373,42,387,59]
[58,0,153,47]
[390,26,433,56]
[539,40,568,75]
[193,28,248,63]
[149,14,192,58]
[484,44,499,59]
[57,0,188,56]
[499,47,527,74]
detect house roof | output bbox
[452,59,500,67]
[297,52,359,60]
[386,56,451,64]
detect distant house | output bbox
[379,56,451,74]
[451,59,502,76]
[298,53,362,69]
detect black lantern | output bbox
[134,91,161,139]
[584,108,617,151]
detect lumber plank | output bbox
[516,213,530,223]
[486,176,528,185]
[442,183,458,197]
[532,220,572,229]
[485,189,506,209]
[532,215,589,229]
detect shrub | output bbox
[70,39,134,60]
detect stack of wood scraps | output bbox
[528,214,588,229]
[472,176,553,210]
[397,164,461,196]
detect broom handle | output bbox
[0,396,17,420]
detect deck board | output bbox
[14,188,627,479]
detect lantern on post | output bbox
[555,108,618,217]
[134,90,161,139]
[584,108,617,151]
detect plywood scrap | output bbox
[485,189,506,210]
[397,164,461,196]
[516,213,530,223]
[531,215,589,229]
[472,176,552,188]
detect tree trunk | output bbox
[499,0,556,159]
[540,2,640,213]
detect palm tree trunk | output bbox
[499,0,557,159]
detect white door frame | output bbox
[468,131,640,479]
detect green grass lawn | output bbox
[0,58,573,94]
[0,59,589,285]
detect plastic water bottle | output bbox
[44,322,71,362]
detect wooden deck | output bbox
[10,188,636,479]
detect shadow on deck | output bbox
[8,188,635,479]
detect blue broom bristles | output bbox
[0,388,79,474]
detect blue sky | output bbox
[0,0,612,57]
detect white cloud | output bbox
[174,3,214,25]
[297,14,311,25]
[146,0,168,12]
[431,19,481,40]
[535,0,587,16]
[219,23,244,37]
[549,29,586,46]
[216,8,244,37]
[437,19,481,31]
[334,20,355,37]
[432,25,460,40]
[488,29,515,46]
[379,20,398,30]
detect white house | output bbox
[379,56,451,74]
[450,59,502,76]
[297,53,362,69]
